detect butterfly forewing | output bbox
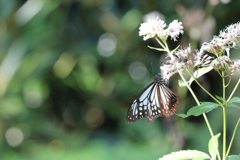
[126,82,155,123]
[127,75,179,123]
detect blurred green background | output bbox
[0,0,240,160]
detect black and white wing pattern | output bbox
[126,75,179,123]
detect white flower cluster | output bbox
[138,18,240,79]
[139,18,184,41]
[201,22,240,55]
[230,60,240,75]
[160,21,240,80]
[160,46,196,80]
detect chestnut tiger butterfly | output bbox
[126,75,179,123]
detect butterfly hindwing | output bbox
[157,84,178,116]
[127,75,179,123]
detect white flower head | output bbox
[200,21,240,57]
[211,56,232,72]
[220,22,240,48]
[139,18,183,41]
[160,46,195,80]
[200,41,225,56]
[139,18,166,41]
[166,20,184,41]
[160,64,177,80]
[230,59,240,75]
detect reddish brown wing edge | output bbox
[157,84,179,117]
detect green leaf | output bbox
[176,114,188,118]
[229,97,240,103]
[189,66,213,85]
[226,155,240,160]
[159,150,210,160]
[216,96,224,101]
[147,45,165,51]
[228,97,240,109]
[208,133,221,160]
[176,102,219,118]
[178,80,188,87]
[227,102,240,109]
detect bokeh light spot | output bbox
[5,127,24,147]
[23,80,47,109]
[62,108,76,127]
[85,106,105,128]
[100,12,119,32]
[15,0,44,25]
[76,55,100,92]
[24,91,43,109]
[189,27,200,40]
[47,140,65,157]
[143,11,165,22]
[96,77,115,97]
[53,53,77,79]
[0,97,26,116]
[128,61,149,84]
[98,0,114,11]
[97,33,117,57]
[121,9,142,31]
[221,0,231,4]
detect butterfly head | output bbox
[154,75,167,84]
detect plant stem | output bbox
[221,72,227,160]
[222,73,226,101]
[178,71,200,105]
[202,113,222,160]
[226,118,240,156]
[178,71,221,160]
[186,69,222,106]
[227,77,240,102]
[194,79,220,104]
[222,106,227,160]
[164,43,221,159]
[155,37,168,52]
[225,74,232,88]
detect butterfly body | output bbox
[127,75,179,123]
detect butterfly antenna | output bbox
[158,62,163,77]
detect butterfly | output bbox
[201,50,217,63]
[126,75,179,123]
